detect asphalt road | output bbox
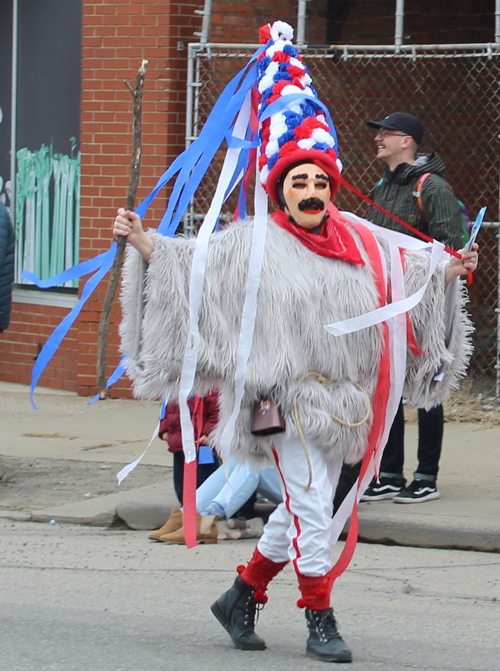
[1,520,499,671]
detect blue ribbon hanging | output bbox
[27,242,118,409]
[259,92,340,155]
[27,45,266,407]
[21,248,115,288]
[156,59,263,237]
[87,354,128,404]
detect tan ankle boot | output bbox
[149,509,183,541]
[159,514,219,544]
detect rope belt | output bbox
[293,372,372,491]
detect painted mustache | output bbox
[298,198,325,212]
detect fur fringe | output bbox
[119,217,473,467]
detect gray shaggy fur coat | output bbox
[120,216,472,467]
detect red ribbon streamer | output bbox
[183,459,198,549]
[183,396,205,549]
[340,177,473,286]
[328,218,392,584]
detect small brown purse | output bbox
[251,398,286,436]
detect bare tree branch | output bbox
[96,59,148,399]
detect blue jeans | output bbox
[172,451,219,504]
[195,460,282,519]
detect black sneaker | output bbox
[393,478,440,503]
[360,476,406,501]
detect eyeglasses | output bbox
[374,129,409,140]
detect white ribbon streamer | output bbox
[325,213,445,336]
[330,235,409,541]
[116,419,160,485]
[177,93,252,464]
[115,98,251,483]
[219,171,269,474]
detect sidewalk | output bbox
[1,381,499,552]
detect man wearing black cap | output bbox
[361,112,465,504]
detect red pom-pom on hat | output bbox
[287,64,306,78]
[259,24,272,44]
[278,140,300,157]
[272,50,291,64]
[294,116,328,141]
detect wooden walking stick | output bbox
[96,59,148,399]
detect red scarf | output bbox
[272,203,365,266]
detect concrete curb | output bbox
[29,483,170,528]
[357,512,500,553]
[5,487,498,554]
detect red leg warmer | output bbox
[237,547,288,603]
[296,570,335,610]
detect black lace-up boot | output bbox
[211,575,266,650]
[305,608,352,662]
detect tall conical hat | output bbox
[256,21,342,204]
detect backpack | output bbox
[414,172,470,245]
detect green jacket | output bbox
[368,152,464,251]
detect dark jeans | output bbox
[232,490,257,520]
[173,451,220,505]
[332,462,362,514]
[380,400,443,478]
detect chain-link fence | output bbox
[186,43,500,402]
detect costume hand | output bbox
[112,208,154,262]
[445,243,478,284]
[197,434,209,445]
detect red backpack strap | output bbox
[413,172,433,222]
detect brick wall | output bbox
[0,303,79,391]
[76,0,204,397]
[330,0,494,45]
[209,1,329,44]
[201,1,494,46]
[0,0,204,397]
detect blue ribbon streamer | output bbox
[21,248,114,287]
[27,45,267,406]
[259,93,340,158]
[87,354,128,404]
[29,242,118,409]
[26,45,343,409]
[225,134,260,150]
[156,61,263,237]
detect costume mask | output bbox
[282,163,331,229]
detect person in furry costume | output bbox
[113,22,478,664]
[113,166,477,662]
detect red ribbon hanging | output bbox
[340,177,473,286]
[183,397,206,549]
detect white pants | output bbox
[257,435,343,577]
